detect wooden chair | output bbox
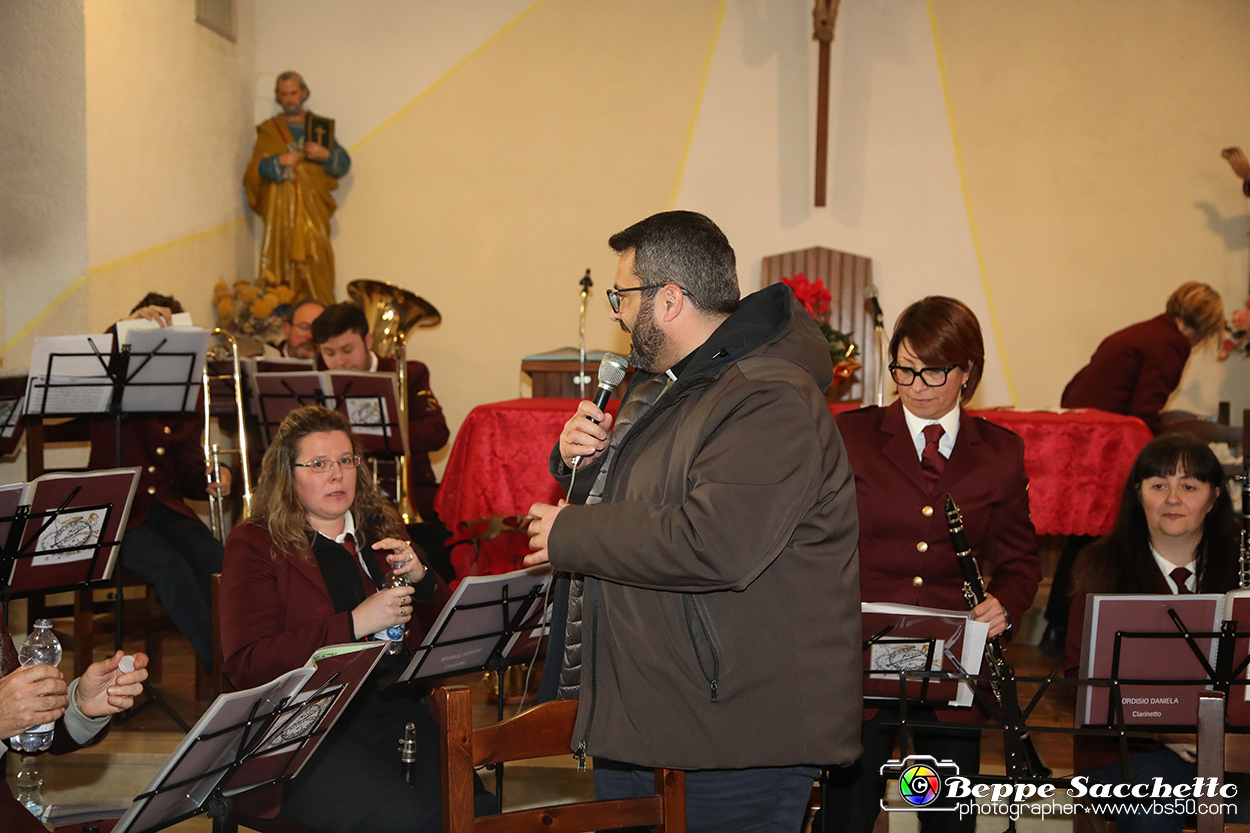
[760,245,875,403]
[1079,691,1245,833]
[437,684,686,832]
[1194,690,1250,833]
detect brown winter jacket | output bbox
[547,283,863,770]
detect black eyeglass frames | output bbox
[888,364,960,387]
[606,284,692,313]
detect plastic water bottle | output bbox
[14,756,43,818]
[377,572,412,654]
[9,619,62,752]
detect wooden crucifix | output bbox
[813,0,842,207]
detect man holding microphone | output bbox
[526,210,862,833]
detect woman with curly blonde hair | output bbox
[220,405,489,833]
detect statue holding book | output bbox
[243,71,351,306]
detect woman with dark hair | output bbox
[1066,433,1243,832]
[221,406,488,833]
[822,296,1042,833]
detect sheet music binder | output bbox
[398,565,551,683]
[112,641,387,833]
[1074,593,1250,730]
[249,370,406,454]
[0,467,139,604]
[25,332,208,418]
[860,602,990,707]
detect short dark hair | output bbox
[276,71,307,91]
[608,211,739,316]
[889,296,985,403]
[311,303,369,344]
[130,293,184,315]
[1075,432,1238,597]
[286,297,325,324]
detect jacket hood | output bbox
[680,282,834,392]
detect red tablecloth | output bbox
[435,399,1153,576]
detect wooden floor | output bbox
[4,590,1081,833]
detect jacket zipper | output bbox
[576,579,601,757]
[682,594,721,702]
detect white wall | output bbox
[0,0,90,356]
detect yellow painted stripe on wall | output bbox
[926,0,1017,406]
[351,0,551,154]
[1,217,246,356]
[669,0,729,209]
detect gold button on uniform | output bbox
[147,486,156,495]
[155,447,165,456]
[147,466,156,473]
[921,506,934,517]
[916,542,928,553]
[913,576,924,587]
[163,426,171,434]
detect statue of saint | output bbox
[243,72,351,305]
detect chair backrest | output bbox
[1195,690,1238,833]
[211,572,234,697]
[437,684,686,833]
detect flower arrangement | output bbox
[779,272,862,382]
[212,271,295,342]
[1219,302,1250,360]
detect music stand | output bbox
[26,331,210,728]
[397,565,551,801]
[0,467,139,620]
[112,642,387,833]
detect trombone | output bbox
[201,328,254,539]
[346,279,440,525]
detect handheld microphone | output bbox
[571,352,628,466]
[865,284,885,329]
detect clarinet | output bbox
[399,721,418,786]
[945,495,1051,778]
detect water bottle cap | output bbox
[33,619,52,629]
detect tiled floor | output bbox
[5,593,1084,832]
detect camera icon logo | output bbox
[880,754,961,813]
[899,762,943,806]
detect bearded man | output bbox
[526,211,862,833]
[243,72,350,305]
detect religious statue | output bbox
[243,71,351,306]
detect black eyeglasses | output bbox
[889,364,960,387]
[606,284,691,313]
[294,455,362,474]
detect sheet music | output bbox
[0,395,22,437]
[121,327,211,412]
[344,396,389,436]
[26,334,115,415]
[114,312,194,346]
[400,565,550,681]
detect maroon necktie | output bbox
[920,424,946,487]
[1170,567,1193,594]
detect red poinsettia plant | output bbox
[779,272,861,382]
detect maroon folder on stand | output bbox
[3,467,140,592]
[1076,594,1224,728]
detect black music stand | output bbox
[0,468,138,621]
[26,333,209,729]
[112,642,386,833]
[397,565,551,802]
